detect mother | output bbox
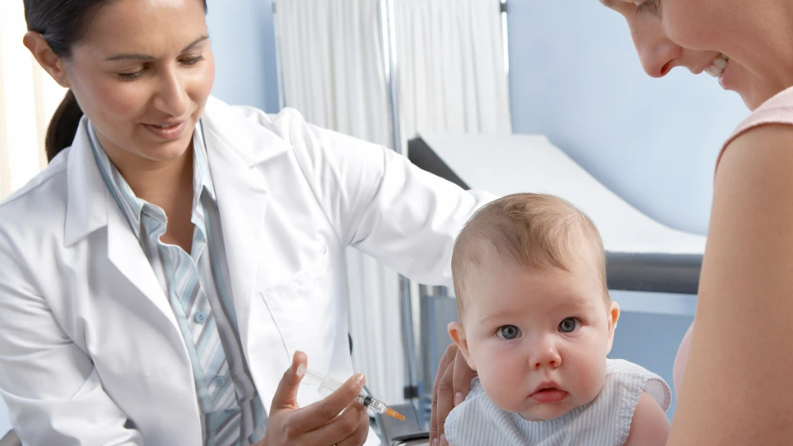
[431,0,793,444]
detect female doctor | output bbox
[0,0,490,445]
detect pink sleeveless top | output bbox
[673,85,793,396]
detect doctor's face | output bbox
[65,0,215,168]
[449,251,619,421]
[599,0,793,110]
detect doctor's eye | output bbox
[181,55,205,65]
[497,325,521,340]
[118,69,145,80]
[558,317,581,334]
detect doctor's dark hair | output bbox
[451,193,609,318]
[22,0,208,162]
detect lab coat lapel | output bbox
[64,120,108,246]
[106,205,178,329]
[65,120,179,331]
[202,130,268,366]
[200,98,292,410]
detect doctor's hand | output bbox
[259,351,370,446]
[430,344,475,446]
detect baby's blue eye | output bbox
[559,317,580,333]
[497,325,521,340]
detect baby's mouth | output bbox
[529,384,568,404]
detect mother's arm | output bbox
[667,124,793,446]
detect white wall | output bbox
[506,0,749,235]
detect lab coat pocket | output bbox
[260,247,335,371]
[263,246,330,293]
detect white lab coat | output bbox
[0,97,489,445]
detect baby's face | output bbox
[449,253,619,421]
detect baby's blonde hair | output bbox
[451,193,609,317]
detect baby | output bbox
[444,193,671,446]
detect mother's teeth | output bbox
[705,53,729,77]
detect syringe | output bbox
[297,364,405,421]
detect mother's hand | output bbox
[258,351,370,446]
[429,344,475,446]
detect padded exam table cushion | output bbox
[408,134,706,295]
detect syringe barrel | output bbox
[358,394,387,414]
[298,364,387,414]
[297,364,344,394]
[318,376,388,415]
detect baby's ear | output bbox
[606,301,621,353]
[448,322,476,371]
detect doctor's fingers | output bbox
[316,402,369,446]
[290,373,367,432]
[281,401,368,446]
[271,351,309,411]
[267,402,367,446]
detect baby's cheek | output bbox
[484,383,524,412]
[578,371,606,403]
[570,355,607,404]
[475,356,526,412]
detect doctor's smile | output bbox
[142,120,189,140]
[3,0,793,445]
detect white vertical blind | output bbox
[276,0,406,405]
[394,0,512,143]
[275,0,511,406]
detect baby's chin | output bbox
[482,378,604,421]
[516,403,578,422]
[496,391,599,421]
[486,393,579,421]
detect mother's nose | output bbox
[630,22,682,78]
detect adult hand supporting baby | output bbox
[258,351,370,446]
[430,344,475,446]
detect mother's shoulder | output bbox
[717,86,793,171]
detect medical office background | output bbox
[0,0,747,435]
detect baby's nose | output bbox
[531,343,562,369]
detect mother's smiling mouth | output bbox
[705,53,730,78]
